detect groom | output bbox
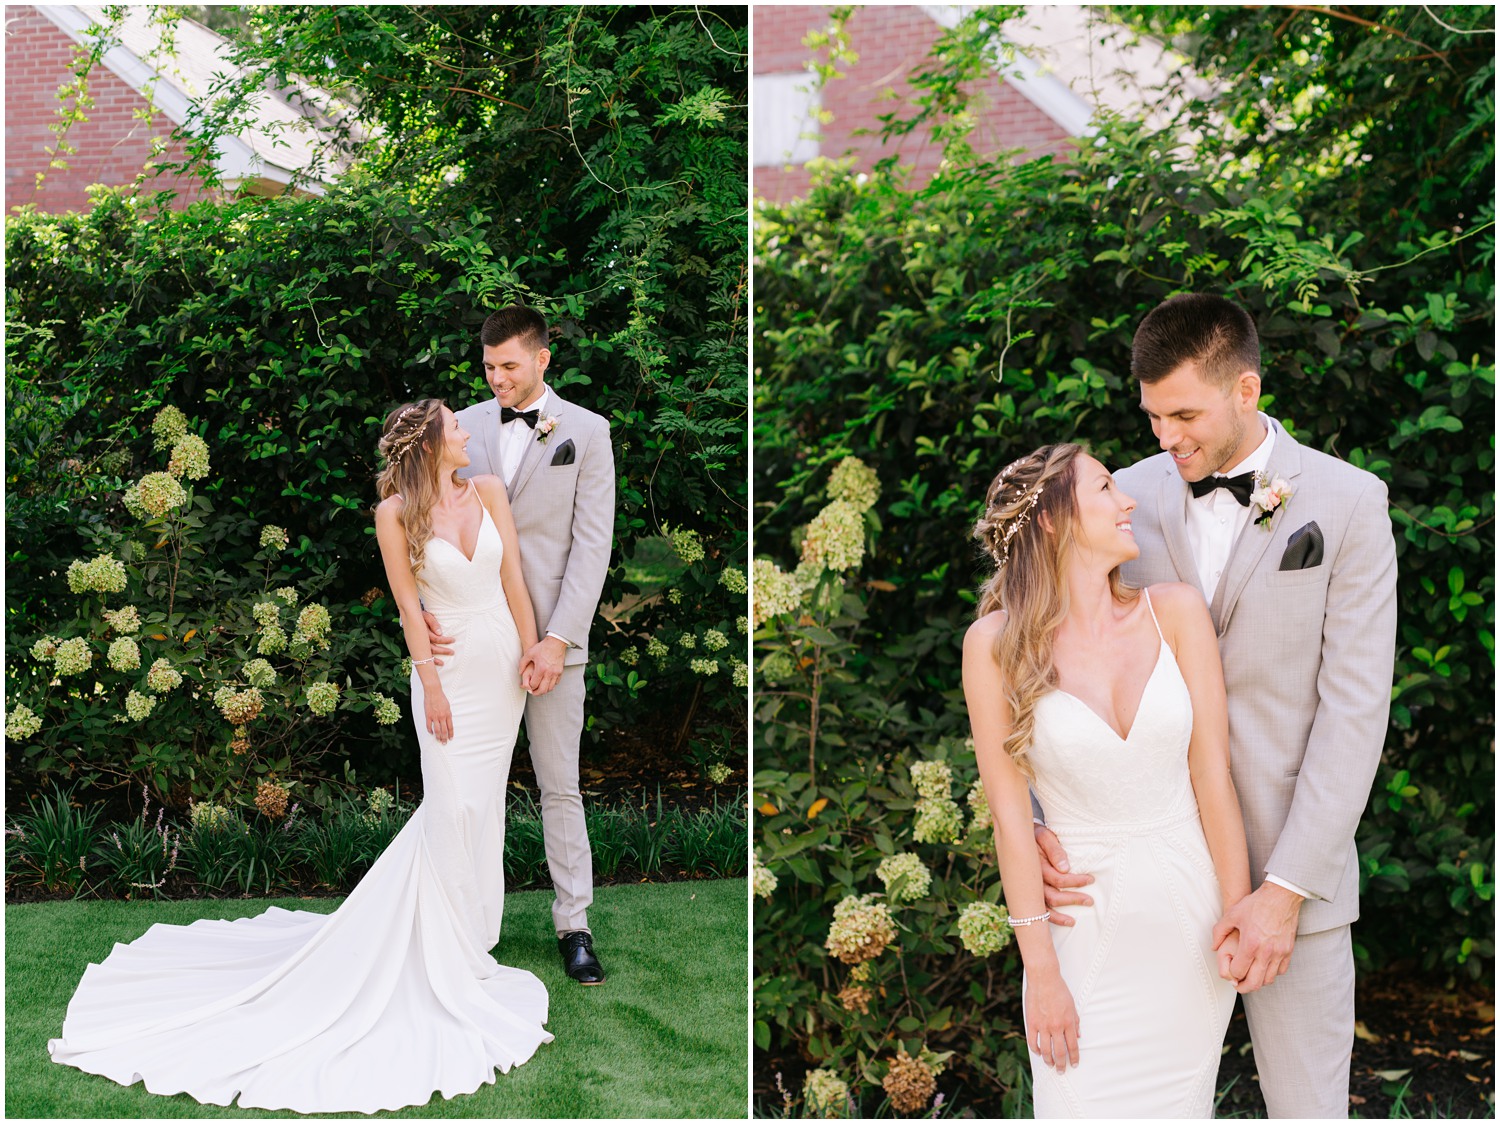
[431,304,616,985]
[1037,294,1397,1117]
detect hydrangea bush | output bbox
[753,459,1029,1115]
[591,522,750,783]
[4,407,402,816]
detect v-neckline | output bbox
[429,483,487,563]
[1050,593,1168,742]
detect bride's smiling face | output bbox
[1070,454,1138,567]
[436,407,471,471]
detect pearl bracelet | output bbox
[412,656,436,666]
[1007,910,1050,927]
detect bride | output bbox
[48,398,554,1113]
[962,443,1251,1118]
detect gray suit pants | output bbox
[523,664,592,935]
[1243,924,1355,1118]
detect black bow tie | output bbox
[1189,471,1255,505]
[500,407,539,429]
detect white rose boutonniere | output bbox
[535,414,560,444]
[1250,472,1293,529]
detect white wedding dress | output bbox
[1026,590,1236,1118]
[48,487,552,1113]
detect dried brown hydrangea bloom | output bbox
[836,983,873,1014]
[255,779,290,819]
[824,895,896,965]
[883,1049,937,1115]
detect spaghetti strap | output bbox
[1142,587,1164,640]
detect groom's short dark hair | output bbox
[480,305,549,353]
[1131,294,1260,389]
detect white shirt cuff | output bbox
[1264,873,1314,899]
[546,630,575,649]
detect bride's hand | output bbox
[1216,928,1242,985]
[425,687,454,744]
[1025,970,1081,1074]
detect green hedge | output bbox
[753,8,1491,1111]
[5,182,746,800]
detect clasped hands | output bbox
[1035,823,1300,994]
[421,611,563,696]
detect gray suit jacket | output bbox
[455,390,615,666]
[1115,418,1396,935]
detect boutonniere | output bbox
[1249,472,1293,529]
[535,414,560,444]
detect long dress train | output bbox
[1026,589,1237,1118]
[48,486,551,1113]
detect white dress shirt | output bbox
[1184,413,1274,601]
[496,386,576,652]
[1181,413,1312,902]
[498,386,550,484]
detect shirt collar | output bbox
[506,385,550,418]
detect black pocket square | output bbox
[1279,521,1324,571]
[549,438,576,467]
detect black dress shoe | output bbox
[558,930,606,985]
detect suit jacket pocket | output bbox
[1249,568,1329,665]
[549,438,576,467]
[1262,566,1325,588]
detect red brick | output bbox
[5,6,218,212]
[754,4,1074,201]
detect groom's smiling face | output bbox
[1139,360,1262,483]
[483,338,550,411]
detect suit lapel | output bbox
[478,400,502,479]
[1210,421,1304,633]
[507,389,565,500]
[1155,465,1204,596]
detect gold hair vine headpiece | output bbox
[993,475,1046,569]
[384,407,427,466]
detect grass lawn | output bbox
[7,879,748,1118]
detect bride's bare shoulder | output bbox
[964,609,1007,654]
[374,495,406,525]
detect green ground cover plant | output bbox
[6,878,748,1119]
[6,785,747,901]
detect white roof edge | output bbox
[38,5,194,127]
[922,4,1095,136]
[34,5,322,196]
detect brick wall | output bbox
[753,5,1073,202]
[5,6,215,213]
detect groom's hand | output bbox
[521,636,566,695]
[1035,823,1094,926]
[1213,882,1303,993]
[420,611,455,666]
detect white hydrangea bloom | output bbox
[826,456,881,512]
[800,500,865,573]
[876,852,932,903]
[957,900,1013,956]
[751,558,802,627]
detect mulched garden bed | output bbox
[1218,969,1494,1119]
[517,721,747,815]
[753,970,1494,1118]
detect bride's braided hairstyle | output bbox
[374,399,455,578]
[972,443,1137,778]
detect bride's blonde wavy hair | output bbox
[374,399,458,579]
[972,443,1137,779]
